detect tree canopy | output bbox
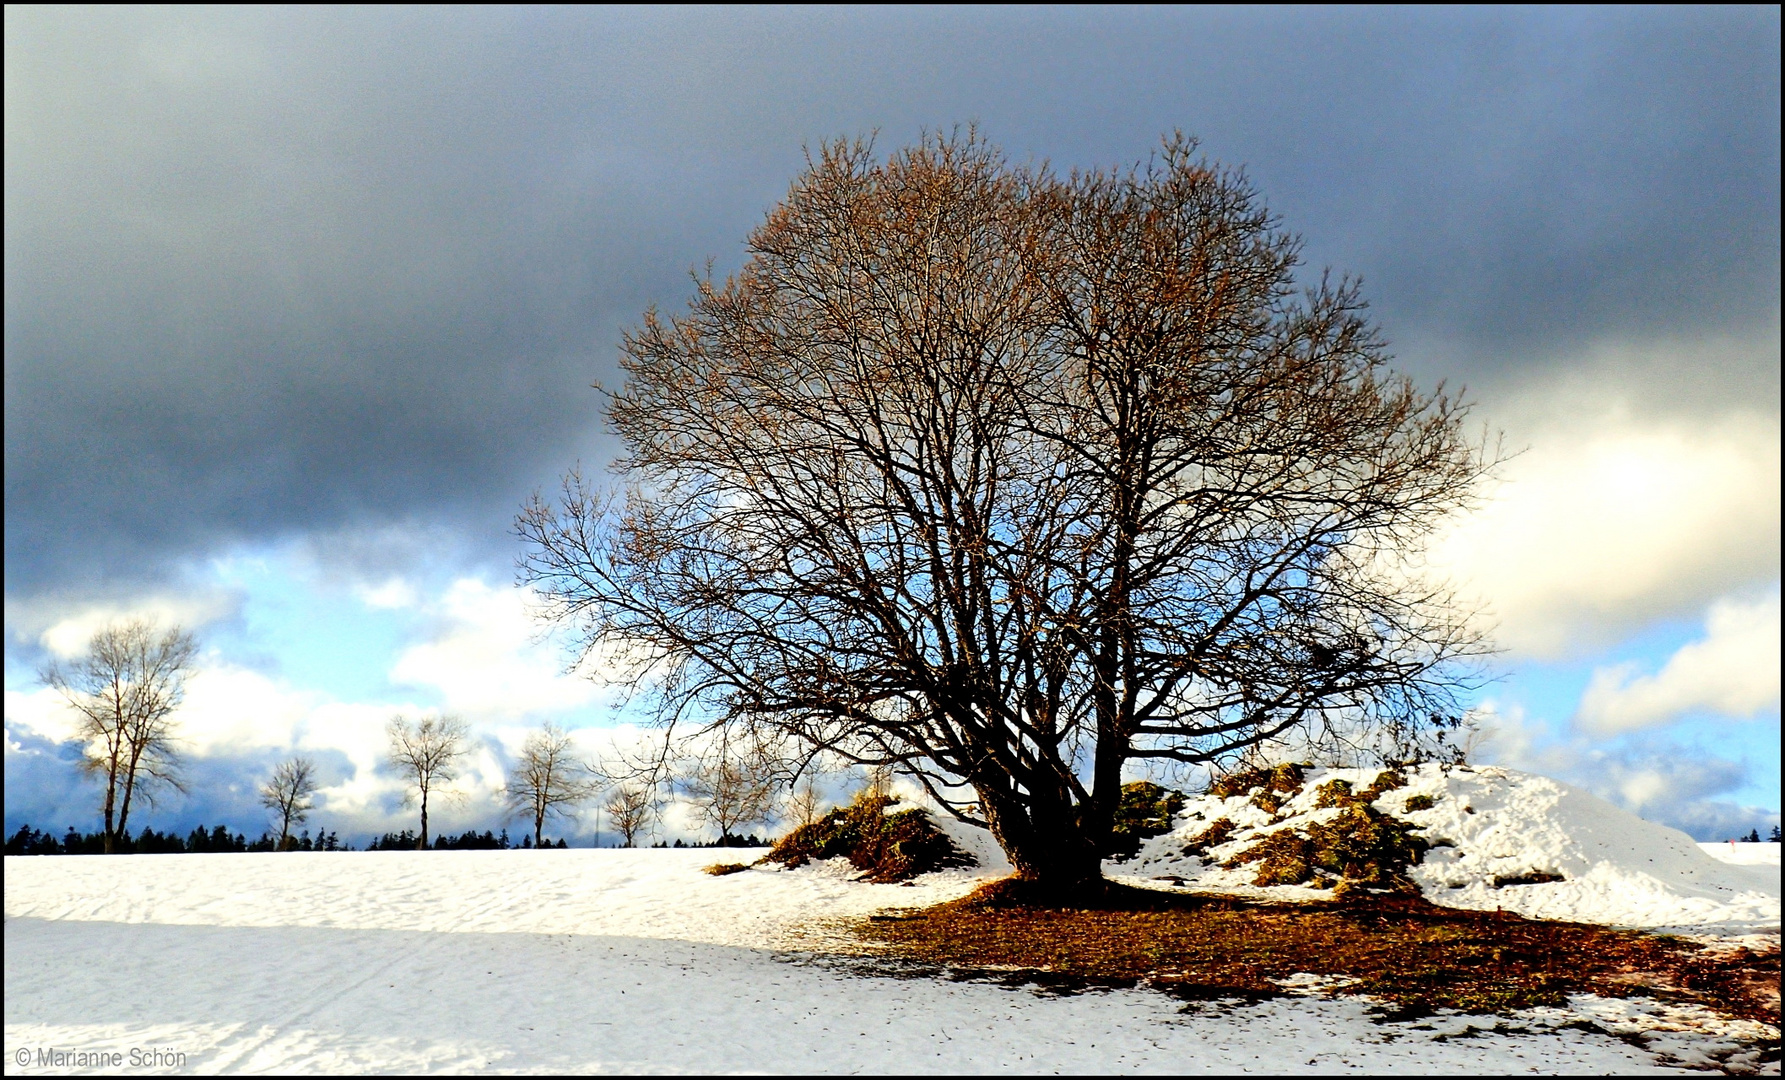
[520,130,1494,889]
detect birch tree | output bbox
[260,756,320,851]
[41,620,197,854]
[503,722,596,848]
[386,714,468,849]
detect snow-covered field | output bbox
[5,768,1779,1074]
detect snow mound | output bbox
[1116,764,1780,934]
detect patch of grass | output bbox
[1181,817,1236,858]
[1404,794,1436,812]
[1314,770,1407,811]
[857,881,1781,1022]
[1208,762,1306,800]
[1226,805,1430,894]
[703,862,750,876]
[761,792,975,883]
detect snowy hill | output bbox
[1114,764,1780,935]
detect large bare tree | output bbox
[503,722,596,848]
[519,130,1494,890]
[260,756,320,851]
[386,714,469,849]
[41,619,197,854]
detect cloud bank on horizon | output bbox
[4,7,1778,843]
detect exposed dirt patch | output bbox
[856,878,1781,1025]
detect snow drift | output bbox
[1115,764,1780,934]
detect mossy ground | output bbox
[857,879,1780,1024]
[1183,768,1433,894]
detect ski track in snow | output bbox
[6,771,1781,1074]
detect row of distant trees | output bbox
[4,823,345,855]
[33,619,813,854]
[376,712,794,850]
[1,823,582,856]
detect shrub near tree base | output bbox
[1107,782,1188,860]
[762,793,975,883]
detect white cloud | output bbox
[355,577,418,610]
[1575,591,1781,733]
[1429,398,1778,659]
[1466,700,1777,841]
[3,684,84,745]
[388,578,613,721]
[9,590,239,659]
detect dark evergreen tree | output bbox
[5,825,64,855]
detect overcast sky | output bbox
[5,6,1778,845]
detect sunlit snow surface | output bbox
[6,769,1780,1074]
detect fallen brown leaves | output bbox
[856,878,1780,1022]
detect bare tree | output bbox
[503,722,597,848]
[786,771,828,830]
[260,756,320,851]
[385,714,469,849]
[41,619,197,854]
[683,753,778,843]
[519,130,1494,891]
[603,782,654,847]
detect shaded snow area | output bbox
[1116,764,1781,936]
[3,774,1777,1074]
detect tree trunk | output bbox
[534,810,544,850]
[115,753,141,854]
[419,784,430,850]
[979,784,1104,896]
[101,771,118,855]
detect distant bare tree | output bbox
[41,619,197,854]
[684,753,778,843]
[386,714,469,849]
[504,722,597,848]
[786,772,827,830]
[603,782,654,847]
[261,756,320,851]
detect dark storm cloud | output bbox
[6,6,1778,594]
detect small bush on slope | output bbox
[1208,762,1307,801]
[761,792,975,883]
[1225,805,1430,894]
[1108,781,1188,859]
